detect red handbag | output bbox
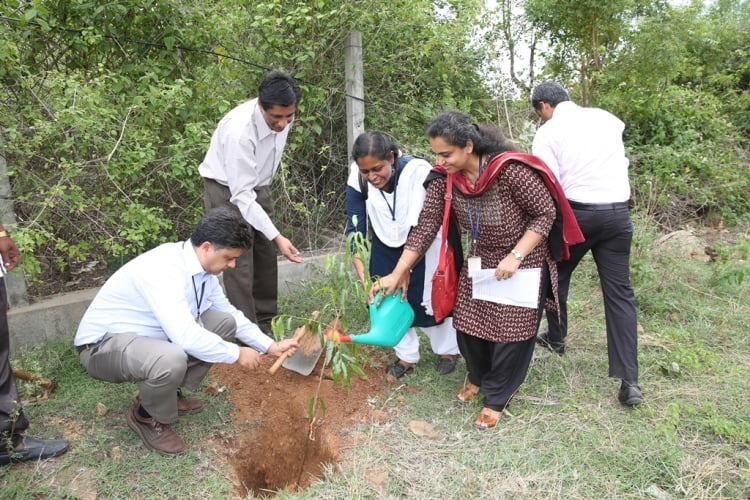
[431,174,458,323]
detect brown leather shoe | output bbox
[127,401,186,456]
[177,389,204,416]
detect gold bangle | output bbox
[0,231,9,238]
[398,258,412,273]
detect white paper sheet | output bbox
[470,268,542,308]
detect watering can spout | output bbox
[326,291,414,348]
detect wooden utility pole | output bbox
[345,31,364,156]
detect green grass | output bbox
[2,222,749,498]
[2,340,236,499]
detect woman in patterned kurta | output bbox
[373,111,558,429]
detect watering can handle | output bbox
[268,311,320,375]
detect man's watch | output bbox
[510,249,524,261]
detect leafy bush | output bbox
[1,0,493,295]
[602,85,750,228]
[2,70,207,291]
[593,1,750,228]
[2,0,749,297]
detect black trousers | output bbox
[458,332,536,411]
[0,278,29,449]
[546,204,639,382]
[203,179,278,334]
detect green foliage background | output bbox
[522,0,750,227]
[0,0,748,294]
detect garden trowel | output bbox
[268,311,324,376]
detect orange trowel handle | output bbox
[268,311,320,375]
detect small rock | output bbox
[645,483,670,499]
[365,467,388,490]
[408,420,439,439]
[370,409,388,425]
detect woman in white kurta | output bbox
[344,131,459,378]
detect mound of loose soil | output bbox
[209,352,388,497]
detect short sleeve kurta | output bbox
[405,161,556,343]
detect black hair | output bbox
[531,82,570,110]
[426,110,516,155]
[190,207,252,250]
[351,131,399,163]
[258,70,302,110]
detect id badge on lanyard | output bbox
[466,197,482,274]
[390,221,399,241]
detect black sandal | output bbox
[436,355,458,375]
[385,360,413,378]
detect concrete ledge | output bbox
[8,288,99,353]
[8,252,335,355]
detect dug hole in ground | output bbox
[209,347,395,497]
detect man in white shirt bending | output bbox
[74,207,298,456]
[199,70,303,335]
[531,82,642,407]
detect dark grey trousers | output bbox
[0,278,29,448]
[458,332,536,411]
[203,178,277,334]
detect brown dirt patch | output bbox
[209,352,388,497]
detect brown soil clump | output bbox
[297,330,322,356]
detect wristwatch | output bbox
[510,249,524,261]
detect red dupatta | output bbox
[432,151,585,261]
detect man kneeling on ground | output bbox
[74,207,298,456]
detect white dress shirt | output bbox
[198,98,291,240]
[532,101,631,203]
[74,241,273,364]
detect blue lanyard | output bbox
[192,276,206,321]
[378,164,400,221]
[183,240,207,321]
[466,197,482,252]
[465,155,487,253]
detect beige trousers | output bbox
[79,310,236,423]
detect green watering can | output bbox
[326,291,414,348]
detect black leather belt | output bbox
[75,342,99,354]
[568,200,629,211]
